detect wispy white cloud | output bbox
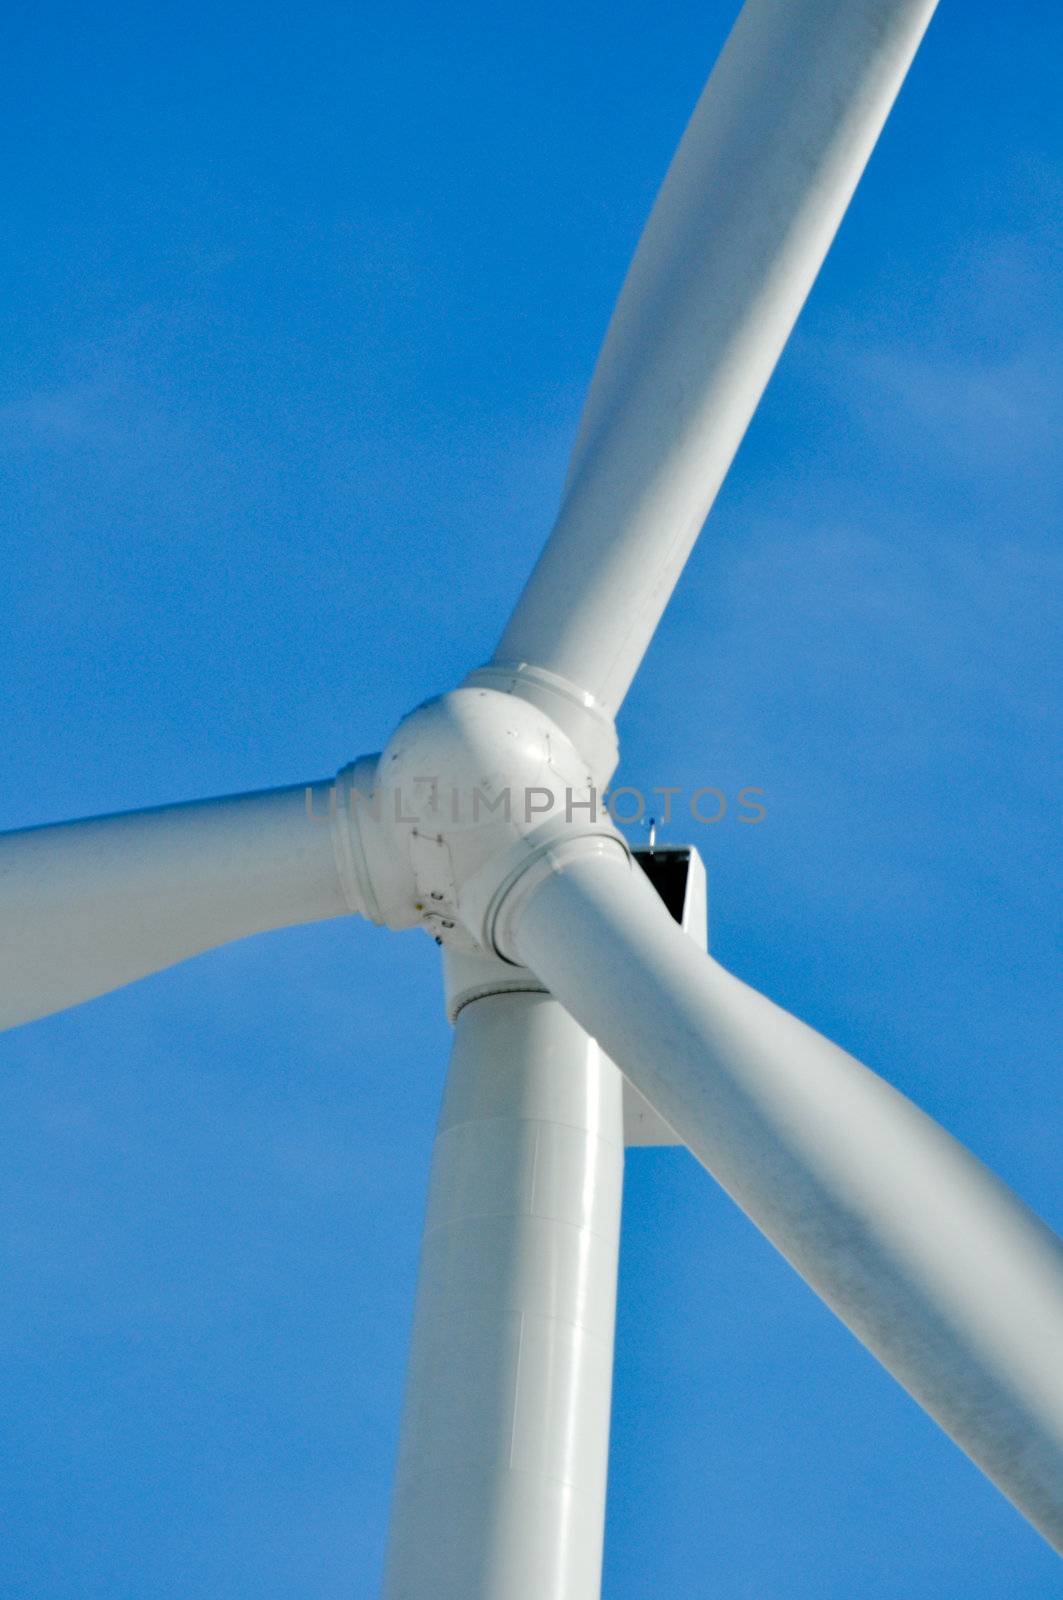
[849,342,1059,472]
[0,377,134,450]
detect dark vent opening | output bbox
[632,846,692,927]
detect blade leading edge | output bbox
[504,843,1063,1547]
[493,0,939,716]
[0,781,358,1029]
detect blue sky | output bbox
[1,1,1060,1594]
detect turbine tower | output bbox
[3,1,1061,1594]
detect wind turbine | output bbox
[3,0,1061,1594]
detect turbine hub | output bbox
[332,688,627,955]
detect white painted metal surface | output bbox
[441,846,706,1149]
[383,991,624,1598]
[341,687,603,950]
[501,844,1063,1549]
[0,782,353,1029]
[493,0,939,715]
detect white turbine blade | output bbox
[492,0,938,715]
[501,846,1063,1547]
[0,781,359,1030]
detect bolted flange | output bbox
[331,687,627,956]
